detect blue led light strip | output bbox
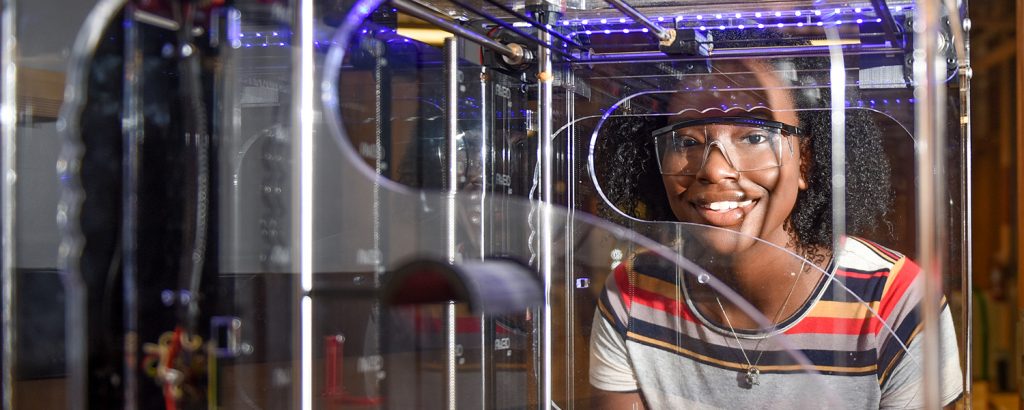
[567,16,887,36]
[235,3,912,48]
[557,5,910,27]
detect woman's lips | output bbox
[693,199,757,227]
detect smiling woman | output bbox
[588,32,963,408]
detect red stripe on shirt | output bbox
[614,263,633,309]
[877,258,919,323]
[834,268,890,279]
[786,316,878,335]
[629,286,699,323]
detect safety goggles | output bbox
[652,116,802,176]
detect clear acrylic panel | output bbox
[0,0,969,408]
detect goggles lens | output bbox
[653,117,799,176]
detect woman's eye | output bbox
[740,133,770,145]
[675,137,700,148]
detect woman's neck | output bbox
[688,242,831,331]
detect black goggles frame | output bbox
[651,116,803,138]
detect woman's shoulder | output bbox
[825,236,921,306]
[836,236,909,272]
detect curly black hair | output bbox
[594,29,893,259]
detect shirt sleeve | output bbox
[589,309,639,392]
[878,305,963,408]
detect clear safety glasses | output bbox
[652,116,802,176]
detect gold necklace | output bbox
[713,252,809,388]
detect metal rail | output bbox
[914,0,947,407]
[391,0,529,64]
[443,37,459,410]
[446,0,576,61]
[602,0,673,43]
[575,44,905,63]
[479,0,588,50]
[870,0,905,48]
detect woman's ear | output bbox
[797,138,811,191]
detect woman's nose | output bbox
[696,142,740,183]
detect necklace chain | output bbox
[713,251,810,387]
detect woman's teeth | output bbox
[704,200,753,211]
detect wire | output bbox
[163,327,184,410]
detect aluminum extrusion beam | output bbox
[391,0,527,64]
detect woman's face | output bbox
[661,62,805,255]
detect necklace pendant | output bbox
[745,367,760,386]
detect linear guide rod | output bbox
[602,0,672,42]
[390,0,529,64]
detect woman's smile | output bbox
[692,198,758,227]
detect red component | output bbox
[322,335,383,407]
[163,327,184,410]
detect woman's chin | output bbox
[686,227,759,258]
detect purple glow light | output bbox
[757,23,765,28]
[582,19,589,24]
[775,11,782,17]
[854,7,862,12]
[817,21,824,26]
[719,25,726,30]
[600,18,607,24]
[657,16,665,22]
[755,12,762,17]
[619,17,626,23]
[876,18,882,22]
[797,22,804,27]
[777,22,784,27]
[562,20,570,25]
[696,14,703,20]
[585,30,592,34]
[715,13,722,19]
[836,20,843,24]
[737,24,745,29]
[814,10,822,16]
[795,10,802,16]
[622,28,629,33]
[735,13,741,18]
[856,18,863,24]
[603,29,611,34]
[642,28,649,32]
[699,25,707,30]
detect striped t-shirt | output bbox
[590,237,963,409]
